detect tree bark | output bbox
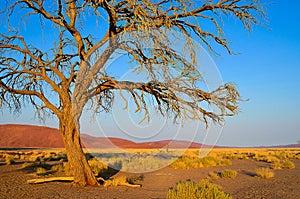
[59,113,98,186]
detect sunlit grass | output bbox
[166,179,232,199]
[256,168,274,179]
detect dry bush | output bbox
[166,179,232,199]
[88,158,109,177]
[21,162,35,169]
[208,171,220,180]
[126,174,144,184]
[270,162,282,170]
[51,164,65,173]
[170,155,229,169]
[5,156,15,165]
[256,168,274,179]
[36,167,47,176]
[220,169,237,179]
[219,159,232,166]
[281,160,295,169]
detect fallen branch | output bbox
[27,177,74,184]
[27,176,141,188]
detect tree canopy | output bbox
[0,0,265,186]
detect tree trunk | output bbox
[59,115,98,186]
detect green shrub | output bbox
[220,169,237,179]
[256,168,274,179]
[281,160,295,169]
[166,179,232,199]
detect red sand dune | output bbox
[0,124,64,148]
[0,124,207,149]
[1,124,299,149]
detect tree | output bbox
[0,0,265,186]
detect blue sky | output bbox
[1,0,299,147]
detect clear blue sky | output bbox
[0,0,299,147]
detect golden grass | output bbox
[256,168,274,179]
[220,169,237,179]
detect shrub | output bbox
[208,171,220,180]
[171,155,220,169]
[264,156,280,164]
[88,158,108,176]
[281,160,295,169]
[5,156,15,165]
[126,175,144,184]
[36,167,47,176]
[166,179,232,199]
[270,162,282,170]
[21,162,35,169]
[256,168,274,179]
[220,169,237,179]
[51,164,65,172]
[170,160,188,169]
[219,159,232,166]
[201,156,219,167]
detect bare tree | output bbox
[0,0,265,186]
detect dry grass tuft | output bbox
[166,179,232,199]
[5,156,15,165]
[256,168,274,179]
[208,171,220,180]
[281,160,295,169]
[220,169,237,179]
[36,167,47,176]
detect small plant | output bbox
[208,171,220,180]
[51,164,65,172]
[5,156,15,165]
[281,160,295,169]
[166,179,232,199]
[36,167,47,176]
[21,162,35,169]
[270,162,282,170]
[88,158,108,176]
[220,169,237,179]
[201,156,219,167]
[256,168,274,179]
[126,174,144,184]
[219,159,232,166]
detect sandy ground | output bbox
[0,159,300,199]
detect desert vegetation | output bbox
[0,147,299,198]
[256,168,275,179]
[166,179,232,199]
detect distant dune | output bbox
[0,124,64,148]
[0,124,206,149]
[1,124,299,149]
